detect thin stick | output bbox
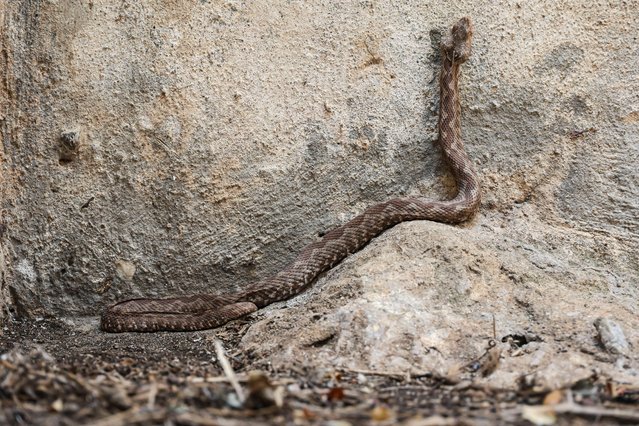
[147,380,158,409]
[187,375,296,385]
[492,314,496,340]
[522,403,639,422]
[213,339,245,403]
[340,367,434,379]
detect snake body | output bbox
[101,17,480,333]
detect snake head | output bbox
[442,17,473,63]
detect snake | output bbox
[101,17,480,333]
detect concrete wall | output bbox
[1,0,637,352]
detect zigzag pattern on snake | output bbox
[101,17,480,332]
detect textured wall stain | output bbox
[15,259,36,284]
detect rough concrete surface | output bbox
[1,0,638,392]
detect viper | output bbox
[101,17,480,333]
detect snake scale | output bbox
[101,17,480,333]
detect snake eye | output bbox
[453,49,467,62]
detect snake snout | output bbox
[449,17,473,63]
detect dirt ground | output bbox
[1,318,637,426]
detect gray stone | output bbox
[595,317,630,356]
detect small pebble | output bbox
[594,317,629,356]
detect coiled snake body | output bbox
[101,18,480,332]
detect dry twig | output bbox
[213,338,245,404]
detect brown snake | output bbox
[101,17,480,333]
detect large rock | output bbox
[241,213,639,387]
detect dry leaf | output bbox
[445,363,463,384]
[51,399,64,412]
[543,389,563,405]
[405,416,457,426]
[293,408,317,421]
[607,381,639,404]
[247,370,271,395]
[119,357,135,366]
[245,370,284,409]
[327,387,345,402]
[522,406,557,425]
[478,346,501,377]
[371,405,393,421]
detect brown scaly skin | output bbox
[101,17,480,333]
